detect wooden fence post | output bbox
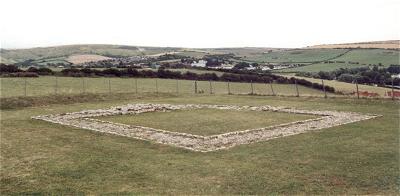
[24,77,27,96]
[55,76,58,95]
[250,80,254,95]
[227,81,231,95]
[355,80,359,99]
[194,80,198,94]
[176,79,179,94]
[391,78,395,100]
[295,79,299,97]
[209,80,213,94]
[322,79,327,98]
[269,81,275,96]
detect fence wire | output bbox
[0,76,399,99]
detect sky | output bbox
[0,0,399,49]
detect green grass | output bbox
[243,49,349,63]
[332,49,400,66]
[0,94,398,194]
[279,74,397,97]
[278,63,368,73]
[280,49,400,73]
[0,44,179,63]
[96,108,315,136]
[0,76,330,98]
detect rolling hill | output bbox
[307,40,399,49]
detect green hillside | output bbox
[0,44,180,64]
[243,49,349,63]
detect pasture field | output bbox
[331,49,400,66]
[96,108,315,136]
[0,93,398,194]
[278,62,368,73]
[0,76,332,98]
[278,74,396,97]
[308,40,400,50]
[271,49,399,72]
[243,49,348,63]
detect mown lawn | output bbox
[1,93,398,194]
[96,108,315,136]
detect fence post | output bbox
[355,80,359,99]
[209,80,213,94]
[250,80,254,95]
[322,79,327,98]
[108,78,111,94]
[392,78,395,100]
[295,79,299,97]
[135,78,138,93]
[55,76,58,95]
[176,79,179,94]
[194,80,198,94]
[227,81,231,95]
[269,81,275,96]
[24,77,27,96]
[155,78,158,93]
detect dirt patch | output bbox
[32,104,380,152]
[66,54,112,64]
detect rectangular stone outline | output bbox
[32,104,380,152]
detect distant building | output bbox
[245,65,256,70]
[151,63,161,69]
[191,60,207,67]
[220,64,234,70]
[392,74,400,79]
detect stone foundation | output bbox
[32,104,380,152]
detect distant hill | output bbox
[307,40,399,49]
[0,44,280,65]
[0,44,181,65]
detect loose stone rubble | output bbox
[32,103,381,152]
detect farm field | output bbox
[271,49,399,72]
[0,76,332,98]
[243,49,349,63]
[66,54,112,64]
[308,40,400,50]
[331,49,400,66]
[96,108,315,136]
[278,63,368,73]
[278,74,396,97]
[0,93,398,194]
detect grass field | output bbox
[277,63,367,73]
[243,49,349,63]
[271,49,399,72]
[0,93,398,194]
[96,108,315,136]
[278,74,396,97]
[331,49,400,66]
[0,76,331,98]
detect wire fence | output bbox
[0,76,399,100]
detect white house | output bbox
[191,60,207,67]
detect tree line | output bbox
[296,65,400,86]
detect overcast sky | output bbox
[0,0,399,49]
